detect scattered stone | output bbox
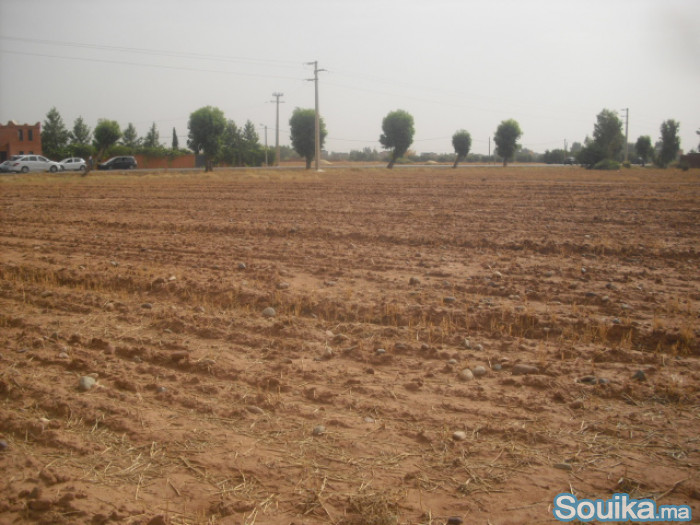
[28,499,52,511]
[57,351,69,359]
[447,359,458,366]
[141,302,153,309]
[472,365,487,378]
[312,425,325,436]
[612,318,621,324]
[443,296,457,304]
[237,262,247,270]
[492,363,502,371]
[569,399,584,410]
[452,431,467,442]
[146,516,168,525]
[246,405,264,415]
[632,370,646,382]
[447,517,464,525]
[512,363,539,375]
[554,462,573,471]
[458,369,474,382]
[363,417,375,424]
[544,270,555,278]
[109,260,118,267]
[156,386,167,393]
[375,348,386,355]
[276,281,290,290]
[578,375,597,385]
[78,376,96,391]
[492,270,503,279]
[475,344,484,351]
[0,439,8,451]
[262,307,276,318]
[409,276,421,286]
[462,338,471,349]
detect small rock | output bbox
[569,399,584,410]
[578,375,597,385]
[447,517,464,525]
[262,307,276,318]
[475,344,484,351]
[458,369,474,382]
[237,262,247,270]
[0,440,8,451]
[554,462,573,471]
[512,363,539,375]
[452,431,467,442]
[492,271,503,279]
[375,348,386,355]
[462,338,471,349]
[141,302,153,309]
[78,376,96,391]
[156,386,168,393]
[443,296,456,304]
[58,352,69,359]
[146,516,168,525]
[492,363,502,371]
[276,282,290,290]
[363,417,375,424]
[632,370,646,382]
[409,276,421,286]
[312,425,325,436]
[109,260,118,267]
[472,365,487,378]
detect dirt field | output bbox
[1,167,698,525]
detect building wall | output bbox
[0,121,42,161]
[133,153,197,169]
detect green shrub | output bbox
[592,159,621,170]
[622,161,631,169]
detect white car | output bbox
[59,157,87,172]
[9,155,61,173]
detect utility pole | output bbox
[272,92,284,166]
[621,107,629,163]
[306,61,326,171]
[260,124,268,166]
[488,136,491,163]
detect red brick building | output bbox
[0,121,42,161]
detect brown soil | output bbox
[1,167,698,524]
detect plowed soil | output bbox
[1,167,699,525]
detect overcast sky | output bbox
[1,0,698,155]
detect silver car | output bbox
[59,157,87,172]
[9,155,61,173]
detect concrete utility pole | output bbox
[260,124,268,166]
[306,61,326,171]
[272,92,284,166]
[621,107,629,163]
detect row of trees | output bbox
[576,109,682,169]
[41,106,687,172]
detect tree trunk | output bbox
[305,157,312,169]
[387,151,398,169]
[453,154,463,169]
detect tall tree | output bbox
[493,119,522,166]
[379,109,415,169]
[635,135,653,167]
[657,119,680,168]
[241,120,261,165]
[41,107,71,160]
[86,119,121,174]
[71,116,92,145]
[593,109,624,160]
[171,127,179,150]
[122,123,141,149]
[221,120,242,166]
[143,122,160,149]
[187,106,226,172]
[451,130,472,168]
[289,108,327,169]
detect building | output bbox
[0,121,42,161]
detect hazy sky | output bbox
[1,0,698,155]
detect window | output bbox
[18,129,23,141]
[28,129,33,141]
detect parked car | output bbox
[97,156,137,170]
[0,156,23,173]
[59,157,87,172]
[8,155,61,173]
[563,157,576,165]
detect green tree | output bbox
[593,109,624,160]
[87,119,122,174]
[41,107,71,160]
[493,119,522,166]
[172,127,179,150]
[188,106,226,172]
[143,122,160,149]
[221,120,242,166]
[635,135,653,166]
[657,119,680,168]
[379,109,415,169]
[122,123,141,149]
[289,108,327,169]
[241,120,262,166]
[71,116,92,145]
[451,130,472,168]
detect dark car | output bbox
[563,157,576,165]
[98,156,138,170]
